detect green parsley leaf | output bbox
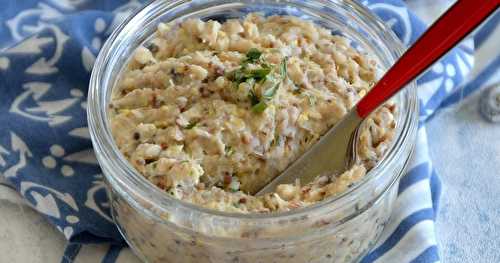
[229,54,288,114]
[245,48,262,63]
[247,67,271,81]
[226,68,247,89]
[248,89,260,106]
[226,67,270,88]
[261,62,272,69]
[185,121,198,129]
[251,101,268,113]
[262,57,287,99]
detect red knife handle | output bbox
[356,0,499,118]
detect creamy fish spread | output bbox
[109,14,395,213]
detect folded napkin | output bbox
[0,0,474,262]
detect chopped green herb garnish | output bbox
[226,69,245,84]
[179,160,189,164]
[260,62,272,69]
[248,89,260,106]
[185,121,198,129]
[227,52,289,114]
[245,77,256,87]
[227,67,271,86]
[251,101,268,113]
[262,75,280,99]
[262,57,288,99]
[247,67,271,81]
[244,48,262,63]
[226,49,271,87]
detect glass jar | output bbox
[87,0,419,262]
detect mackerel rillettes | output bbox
[109,14,396,213]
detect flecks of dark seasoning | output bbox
[200,85,210,97]
[151,94,161,108]
[170,68,183,84]
[147,43,159,53]
[133,132,140,140]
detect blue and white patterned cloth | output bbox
[0,1,478,262]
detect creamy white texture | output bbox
[109,14,395,213]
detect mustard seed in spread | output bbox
[109,14,396,213]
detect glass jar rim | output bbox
[88,0,418,224]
